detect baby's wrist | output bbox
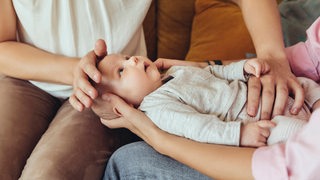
[206,59,223,66]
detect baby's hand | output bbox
[312,99,320,111]
[244,58,270,77]
[240,120,276,147]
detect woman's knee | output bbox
[106,141,155,171]
[104,141,211,180]
[105,141,159,179]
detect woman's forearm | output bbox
[101,93,256,179]
[0,41,78,85]
[0,0,77,85]
[235,0,286,60]
[152,130,255,179]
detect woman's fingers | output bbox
[247,76,262,117]
[288,77,305,114]
[70,39,108,111]
[259,74,276,120]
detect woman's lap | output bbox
[0,76,138,179]
[104,141,211,180]
[0,76,60,179]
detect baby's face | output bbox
[98,54,161,106]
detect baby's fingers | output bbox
[252,61,262,77]
[257,120,276,128]
[262,61,270,74]
[259,127,271,138]
[256,135,268,147]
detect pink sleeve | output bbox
[252,109,320,180]
[285,16,320,83]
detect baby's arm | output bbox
[240,120,276,147]
[244,58,270,77]
[154,58,207,71]
[140,98,242,146]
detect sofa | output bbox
[143,0,287,61]
[143,0,257,62]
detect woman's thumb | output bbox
[94,39,107,59]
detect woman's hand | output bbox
[69,39,107,111]
[99,93,161,146]
[246,57,305,120]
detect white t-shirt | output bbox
[13,0,151,98]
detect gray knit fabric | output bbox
[268,116,306,145]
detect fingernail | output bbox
[247,107,255,116]
[291,107,298,114]
[93,74,99,82]
[77,105,83,112]
[94,74,101,83]
[88,90,94,98]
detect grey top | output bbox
[139,61,320,146]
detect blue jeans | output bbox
[104,141,212,180]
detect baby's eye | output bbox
[125,56,130,60]
[119,68,124,76]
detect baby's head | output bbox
[91,54,162,118]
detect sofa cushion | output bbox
[157,0,195,60]
[185,0,255,61]
[143,0,157,60]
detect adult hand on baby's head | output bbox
[69,39,107,111]
[100,93,160,145]
[91,95,120,120]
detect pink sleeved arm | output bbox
[286,17,320,83]
[252,109,320,180]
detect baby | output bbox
[91,54,320,147]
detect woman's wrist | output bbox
[256,47,287,63]
[146,126,171,154]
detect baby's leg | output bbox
[252,109,320,179]
[267,116,306,145]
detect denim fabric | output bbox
[104,141,212,180]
